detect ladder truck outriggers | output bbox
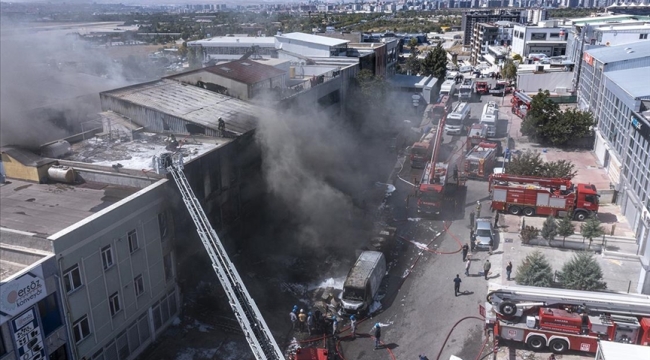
[417,115,467,216]
[485,283,650,354]
[162,153,316,360]
[488,173,600,221]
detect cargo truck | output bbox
[341,251,387,316]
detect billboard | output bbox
[1,266,47,324]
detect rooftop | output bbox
[0,179,138,237]
[585,40,650,64]
[202,60,286,85]
[569,14,650,25]
[276,32,349,47]
[63,132,223,171]
[101,79,261,135]
[597,341,650,360]
[388,74,427,89]
[0,147,56,167]
[605,67,650,99]
[594,23,650,32]
[189,36,276,46]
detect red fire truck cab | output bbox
[292,347,329,360]
[511,90,532,118]
[488,174,599,221]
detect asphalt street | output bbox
[336,92,506,360]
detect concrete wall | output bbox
[1,154,47,183]
[49,179,178,360]
[516,71,573,93]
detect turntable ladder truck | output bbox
[166,155,284,360]
[485,283,650,354]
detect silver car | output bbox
[474,218,495,250]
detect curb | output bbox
[602,250,640,261]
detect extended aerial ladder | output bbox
[165,154,284,360]
[488,173,573,192]
[487,283,650,318]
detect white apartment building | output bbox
[511,20,570,58]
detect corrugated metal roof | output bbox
[204,60,286,85]
[585,40,650,64]
[605,67,650,98]
[102,80,261,134]
[277,32,349,47]
[597,341,650,360]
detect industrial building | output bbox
[566,14,650,91]
[576,41,650,294]
[188,32,393,79]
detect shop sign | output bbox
[11,307,45,360]
[1,269,47,321]
[630,114,650,141]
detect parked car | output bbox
[474,218,495,250]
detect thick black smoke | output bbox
[0,22,133,148]
[254,100,399,256]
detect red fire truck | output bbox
[417,115,467,216]
[464,142,500,180]
[488,174,600,221]
[511,90,532,118]
[423,95,452,127]
[410,126,438,169]
[292,347,329,360]
[485,284,650,354]
[475,81,490,95]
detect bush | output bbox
[520,226,539,244]
[557,252,607,291]
[515,251,554,287]
[540,215,558,245]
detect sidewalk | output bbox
[490,211,641,293]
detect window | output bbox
[63,265,83,293]
[109,292,122,316]
[640,34,648,40]
[158,212,168,239]
[128,230,139,253]
[163,253,174,282]
[134,275,145,297]
[101,245,114,270]
[73,316,91,343]
[37,293,63,336]
[0,328,6,356]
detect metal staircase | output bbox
[167,155,284,360]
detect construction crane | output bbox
[164,154,284,360]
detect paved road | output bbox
[336,94,503,360]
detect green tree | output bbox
[431,42,448,79]
[512,54,523,62]
[557,252,607,291]
[421,49,436,76]
[557,212,575,247]
[580,215,604,249]
[506,150,545,177]
[521,90,594,146]
[515,250,554,287]
[542,159,577,179]
[520,225,539,245]
[501,60,517,82]
[540,215,558,245]
[406,54,422,75]
[408,37,419,54]
[521,90,561,142]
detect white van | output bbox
[459,65,473,73]
[341,251,386,315]
[445,102,471,135]
[528,53,548,60]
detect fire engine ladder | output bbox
[167,156,284,360]
[488,283,650,317]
